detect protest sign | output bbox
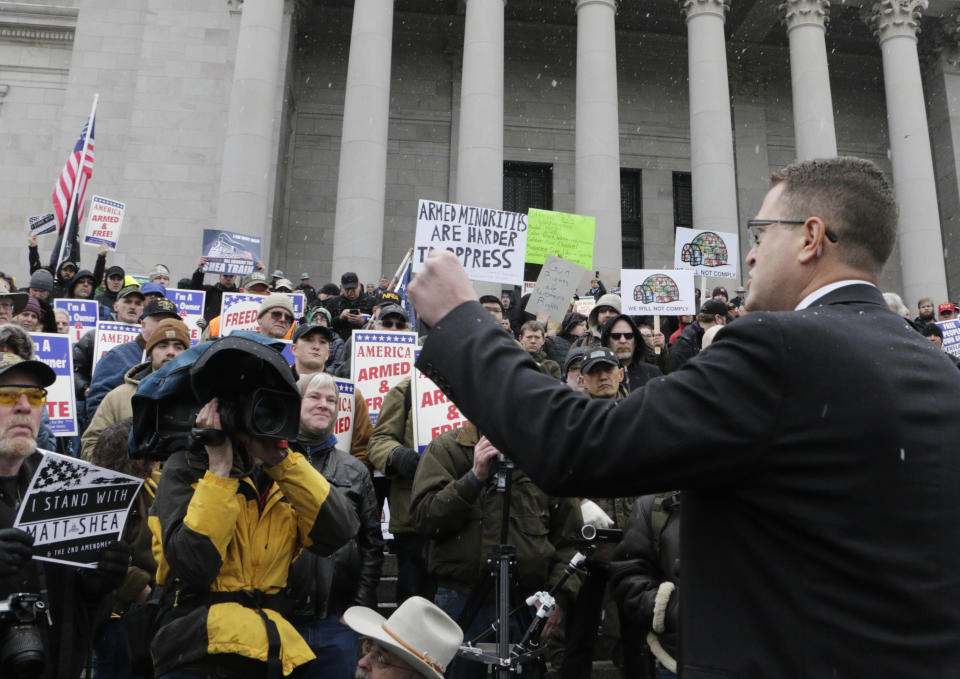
[573,298,596,316]
[674,227,739,280]
[201,228,261,276]
[220,292,305,336]
[937,319,960,358]
[14,450,143,568]
[27,212,57,237]
[411,349,467,453]
[334,378,356,454]
[30,333,78,437]
[413,199,527,286]
[350,330,417,426]
[54,299,98,343]
[167,288,206,346]
[82,195,125,250]
[526,209,596,269]
[620,269,696,315]
[526,255,589,324]
[93,322,140,366]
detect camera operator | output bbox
[147,366,360,678]
[0,353,131,679]
[410,422,583,679]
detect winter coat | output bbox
[295,283,316,306]
[410,422,583,605]
[73,328,96,404]
[190,267,238,321]
[367,377,417,533]
[530,348,562,379]
[67,266,111,319]
[148,447,360,676]
[85,335,146,419]
[610,492,681,668]
[286,439,383,617]
[670,321,706,370]
[323,293,375,341]
[543,334,571,365]
[80,361,150,460]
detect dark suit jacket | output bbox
[417,284,960,678]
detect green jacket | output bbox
[366,377,416,533]
[410,423,583,605]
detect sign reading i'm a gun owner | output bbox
[14,450,142,568]
[413,199,527,286]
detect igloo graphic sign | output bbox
[674,227,739,279]
[621,269,696,315]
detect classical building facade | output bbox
[2,0,959,307]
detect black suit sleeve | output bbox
[417,302,783,497]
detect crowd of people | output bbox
[1,155,960,679]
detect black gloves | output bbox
[0,528,34,578]
[81,540,132,597]
[386,446,420,480]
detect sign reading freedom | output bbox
[526,209,596,269]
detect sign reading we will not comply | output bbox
[413,199,527,286]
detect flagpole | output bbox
[56,93,99,270]
[388,248,413,292]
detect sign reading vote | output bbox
[620,269,697,315]
[201,228,261,276]
[411,349,467,454]
[334,378,356,455]
[30,333,78,437]
[14,449,142,568]
[350,330,417,426]
[93,322,140,366]
[526,255,589,324]
[83,195,125,250]
[674,227,739,280]
[54,299,99,343]
[413,199,527,286]
[220,292,305,336]
[526,209,596,269]
[167,288,206,346]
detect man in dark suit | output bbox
[406,157,960,678]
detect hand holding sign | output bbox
[408,249,478,326]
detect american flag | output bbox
[52,114,95,231]
[394,258,417,323]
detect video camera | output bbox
[0,592,48,679]
[130,334,301,460]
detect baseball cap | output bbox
[140,298,180,321]
[701,299,731,319]
[300,272,310,280]
[274,278,294,292]
[292,322,334,343]
[563,346,589,373]
[242,271,269,290]
[105,265,125,279]
[117,285,145,300]
[145,318,190,355]
[376,292,401,307]
[341,272,359,290]
[272,269,284,278]
[140,282,166,297]
[378,304,407,321]
[0,352,55,388]
[938,302,956,314]
[580,347,620,375]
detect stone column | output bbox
[784,0,838,159]
[868,0,948,306]
[215,0,286,253]
[575,0,622,277]
[677,0,739,235]
[330,0,395,283]
[455,0,505,210]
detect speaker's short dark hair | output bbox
[771,157,897,273]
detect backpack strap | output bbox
[650,491,680,558]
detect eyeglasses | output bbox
[746,219,838,246]
[361,641,410,672]
[0,386,47,407]
[269,310,295,324]
[609,332,634,341]
[380,319,408,330]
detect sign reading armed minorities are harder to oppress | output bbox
[350,330,417,426]
[413,199,527,286]
[14,450,142,568]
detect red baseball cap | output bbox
[938,302,956,314]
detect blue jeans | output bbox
[434,587,544,679]
[291,613,359,679]
[93,618,135,679]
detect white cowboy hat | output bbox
[343,596,463,679]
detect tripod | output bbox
[455,454,586,678]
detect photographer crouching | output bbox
[141,335,360,678]
[0,352,130,678]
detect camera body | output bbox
[0,593,47,679]
[131,334,301,460]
